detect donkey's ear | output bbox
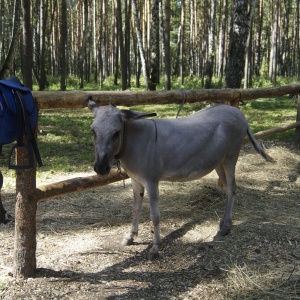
[87,97,98,115]
[135,112,157,119]
[120,109,157,120]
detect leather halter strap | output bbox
[114,118,157,160]
[114,121,127,160]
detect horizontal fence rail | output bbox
[36,170,129,202]
[33,84,300,109]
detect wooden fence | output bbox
[13,84,300,278]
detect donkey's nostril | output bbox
[93,163,98,173]
[94,155,111,175]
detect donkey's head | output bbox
[87,98,156,175]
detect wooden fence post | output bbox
[13,135,37,278]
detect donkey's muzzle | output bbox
[94,154,111,176]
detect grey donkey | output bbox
[88,99,274,260]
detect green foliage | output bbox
[42,74,300,92]
[250,75,299,88]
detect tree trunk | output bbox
[132,0,149,90]
[269,0,279,84]
[104,0,109,78]
[217,0,228,81]
[92,0,97,83]
[295,95,300,146]
[131,18,139,87]
[297,0,300,77]
[125,0,131,88]
[149,0,160,90]
[281,1,291,76]
[244,19,253,88]
[189,0,195,77]
[244,2,256,88]
[164,0,171,90]
[254,0,263,76]
[38,0,48,90]
[179,0,185,85]
[173,25,181,78]
[79,0,88,89]
[0,0,21,78]
[98,0,103,87]
[21,0,33,89]
[204,0,215,89]
[116,0,127,90]
[60,0,67,91]
[113,3,118,86]
[225,0,257,105]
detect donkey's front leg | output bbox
[146,182,160,260]
[121,179,144,246]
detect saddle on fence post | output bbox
[0,76,43,169]
[0,76,43,224]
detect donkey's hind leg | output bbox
[215,163,227,188]
[217,159,237,236]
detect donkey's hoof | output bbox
[148,251,159,261]
[219,219,232,236]
[219,223,231,236]
[121,237,134,246]
[219,227,230,236]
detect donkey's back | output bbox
[132,105,251,182]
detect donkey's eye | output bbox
[112,131,120,140]
[91,129,96,137]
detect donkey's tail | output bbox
[246,128,275,162]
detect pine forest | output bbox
[0,0,299,91]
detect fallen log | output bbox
[33,84,300,109]
[36,169,129,202]
[243,121,300,144]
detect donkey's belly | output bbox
[160,163,217,182]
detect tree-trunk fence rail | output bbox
[12,84,300,278]
[33,84,300,109]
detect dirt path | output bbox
[0,141,299,299]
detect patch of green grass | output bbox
[37,108,95,174]
[240,96,298,140]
